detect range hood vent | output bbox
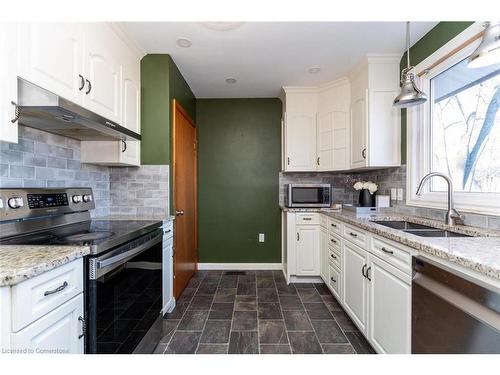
[16,79,141,142]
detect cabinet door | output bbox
[17,23,84,104]
[367,255,411,354]
[82,23,121,123]
[319,227,328,282]
[0,23,18,143]
[317,112,334,171]
[350,93,367,168]
[332,110,349,170]
[296,226,320,276]
[11,294,84,354]
[285,112,317,171]
[162,236,174,314]
[342,241,368,333]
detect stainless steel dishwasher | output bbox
[412,257,500,353]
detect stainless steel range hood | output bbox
[17,79,141,141]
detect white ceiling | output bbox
[122,22,438,98]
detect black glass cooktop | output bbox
[0,219,162,254]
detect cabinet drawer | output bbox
[328,264,341,300]
[327,217,342,235]
[328,247,341,268]
[328,232,341,252]
[343,224,367,248]
[296,213,319,225]
[319,214,327,228]
[370,236,412,274]
[11,259,83,332]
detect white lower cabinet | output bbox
[367,254,411,354]
[319,226,328,281]
[342,240,368,334]
[11,294,84,354]
[296,225,320,276]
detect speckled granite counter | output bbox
[282,207,500,281]
[0,245,90,286]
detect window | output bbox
[407,23,500,216]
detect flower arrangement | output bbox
[353,181,378,194]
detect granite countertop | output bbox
[282,206,500,281]
[0,245,90,287]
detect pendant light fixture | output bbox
[468,22,500,68]
[393,22,428,108]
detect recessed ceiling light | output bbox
[200,22,244,31]
[176,38,192,48]
[308,67,321,74]
[225,77,237,84]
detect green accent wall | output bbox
[140,54,196,165]
[196,99,282,263]
[399,22,473,163]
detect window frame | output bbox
[406,22,500,217]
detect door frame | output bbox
[172,99,198,297]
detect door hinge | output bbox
[287,157,290,165]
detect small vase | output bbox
[358,189,376,207]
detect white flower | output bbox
[366,181,378,194]
[353,181,364,190]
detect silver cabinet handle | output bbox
[381,247,394,255]
[361,264,367,278]
[44,281,68,296]
[78,74,85,91]
[78,316,86,339]
[85,79,91,94]
[366,266,372,281]
[349,232,358,238]
[10,101,19,123]
[330,277,337,283]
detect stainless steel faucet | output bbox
[415,172,464,226]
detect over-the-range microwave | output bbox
[285,184,331,208]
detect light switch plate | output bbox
[259,233,265,242]
[397,188,404,201]
[390,188,397,201]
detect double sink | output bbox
[372,221,471,238]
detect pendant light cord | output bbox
[406,21,411,69]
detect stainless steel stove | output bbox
[0,188,164,354]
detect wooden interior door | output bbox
[172,99,197,299]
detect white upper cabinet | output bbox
[0,23,18,143]
[349,55,401,169]
[17,23,84,105]
[285,112,317,171]
[82,23,122,124]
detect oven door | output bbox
[85,228,163,354]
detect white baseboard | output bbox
[197,263,283,271]
[289,275,323,283]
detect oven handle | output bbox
[96,231,162,270]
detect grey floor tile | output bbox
[276,283,297,295]
[258,302,282,320]
[322,344,356,354]
[177,310,209,331]
[279,295,304,310]
[153,343,167,354]
[304,303,334,320]
[234,295,257,311]
[288,331,323,354]
[200,320,231,343]
[312,320,349,344]
[196,344,229,354]
[314,283,332,296]
[165,331,202,354]
[273,271,286,283]
[256,270,274,278]
[232,310,258,331]
[259,320,288,344]
[237,282,256,296]
[214,288,237,303]
[257,288,279,302]
[159,319,179,343]
[297,288,323,303]
[345,331,375,354]
[257,278,275,288]
[228,331,259,354]
[260,344,291,354]
[196,283,218,295]
[293,283,315,289]
[187,278,201,288]
[209,302,234,320]
[238,275,256,283]
[189,295,214,310]
[164,302,189,320]
[332,311,358,332]
[219,276,238,288]
[282,310,313,331]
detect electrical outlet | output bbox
[390,188,397,201]
[397,188,404,201]
[259,233,265,242]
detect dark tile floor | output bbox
[153,270,375,354]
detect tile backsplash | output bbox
[0,126,169,218]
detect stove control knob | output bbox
[72,195,82,204]
[8,197,24,209]
[82,194,93,203]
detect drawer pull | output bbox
[381,247,394,255]
[44,281,68,296]
[330,238,337,244]
[164,229,172,234]
[78,316,86,339]
[362,264,367,278]
[302,217,312,221]
[330,223,337,228]
[330,277,337,283]
[349,232,358,238]
[366,266,372,281]
[330,254,337,259]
